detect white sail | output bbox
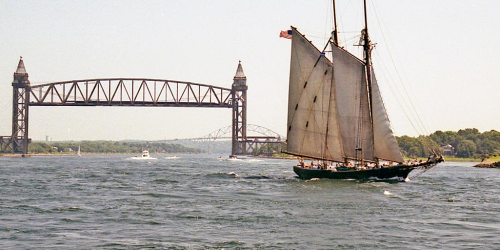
[286,29,344,162]
[331,45,374,161]
[371,69,404,162]
[287,28,402,163]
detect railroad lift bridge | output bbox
[0,58,283,156]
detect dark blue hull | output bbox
[293,164,418,180]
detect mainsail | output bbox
[286,28,402,163]
[330,39,373,161]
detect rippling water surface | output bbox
[0,155,499,249]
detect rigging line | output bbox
[355,73,364,162]
[370,1,428,136]
[380,37,434,136]
[376,52,425,136]
[298,88,329,157]
[339,0,360,48]
[354,0,361,46]
[337,0,353,46]
[370,67,404,159]
[344,40,361,48]
[307,64,332,158]
[300,64,330,156]
[380,37,434,135]
[371,76,398,134]
[376,18,435,135]
[298,27,334,38]
[370,0,431,135]
[339,31,362,33]
[323,20,333,160]
[374,51,424,136]
[350,60,364,161]
[343,35,362,44]
[289,40,328,154]
[418,136,439,154]
[287,41,304,136]
[410,136,437,157]
[373,50,426,135]
[326,44,345,162]
[325,0,333,44]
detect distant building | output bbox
[442,144,455,155]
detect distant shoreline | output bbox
[0,153,493,163]
[0,152,194,158]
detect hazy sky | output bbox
[1,0,499,141]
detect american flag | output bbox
[279,30,292,39]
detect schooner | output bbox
[284,0,443,180]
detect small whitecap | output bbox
[305,178,320,182]
[227,172,240,178]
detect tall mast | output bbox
[332,0,339,45]
[363,0,376,162]
[322,0,339,163]
[363,0,371,63]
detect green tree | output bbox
[456,140,477,158]
[429,130,457,146]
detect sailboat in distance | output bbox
[284,0,443,180]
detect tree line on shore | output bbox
[27,141,202,154]
[2,128,498,159]
[397,128,500,159]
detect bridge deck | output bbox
[28,78,233,108]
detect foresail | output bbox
[371,68,404,163]
[286,28,343,162]
[331,45,374,161]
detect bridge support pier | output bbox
[11,57,31,156]
[231,61,247,156]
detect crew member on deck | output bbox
[298,158,305,168]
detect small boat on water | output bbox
[283,0,443,180]
[131,150,156,160]
[227,154,247,161]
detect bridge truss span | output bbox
[4,59,253,156]
[192,124,285,155]
[29,78,233,108]
[198,124,283,142]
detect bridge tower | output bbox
[11,57,31,156]
[231,61,247,155]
